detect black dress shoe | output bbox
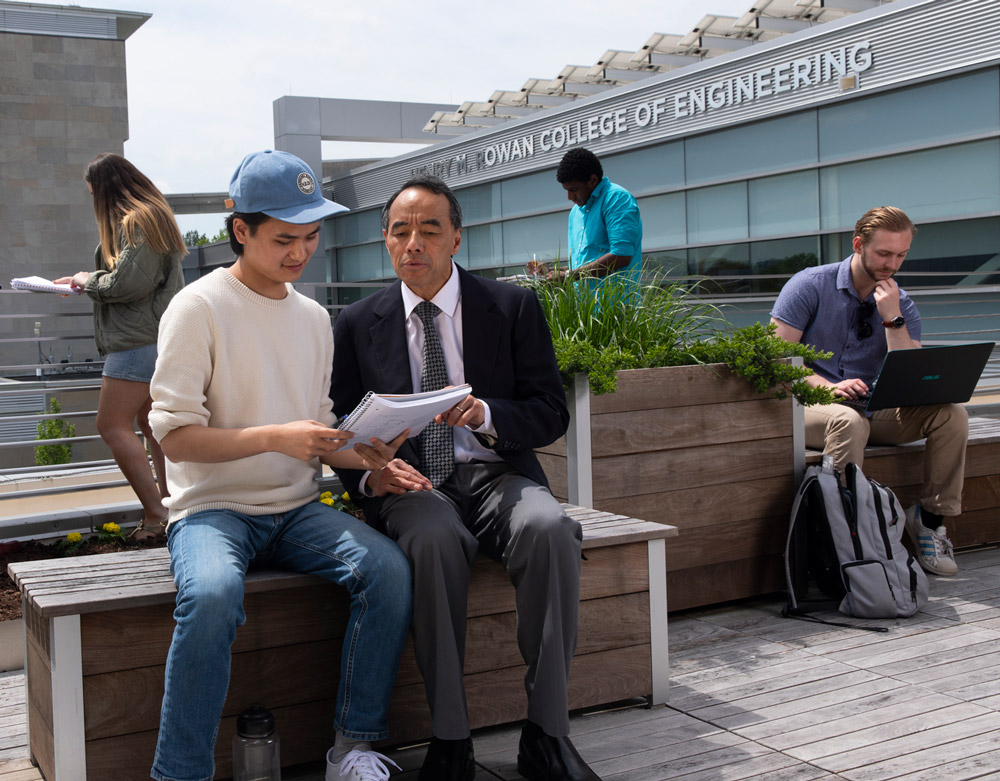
[517,720,601,781]
[419,736,475,781]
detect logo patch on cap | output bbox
[296,172,316,195]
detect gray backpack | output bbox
[784,456,928,623]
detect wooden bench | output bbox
[8,505,676,781]
[806,415,1000,548]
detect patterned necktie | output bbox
[415,301,454,486]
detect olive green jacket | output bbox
[85,235,184,356]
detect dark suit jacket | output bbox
[331,265,569,521]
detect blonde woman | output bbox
[56,153,186,540]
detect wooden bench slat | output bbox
[10,506,674,618]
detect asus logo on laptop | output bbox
[921,375,941,381]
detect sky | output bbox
[34,0,750,236]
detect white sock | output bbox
[330,732,372,764]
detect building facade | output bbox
[0,2,147,368]
[320,0,1000,338]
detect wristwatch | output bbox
[882,315,905,329]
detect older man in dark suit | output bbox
[331,176,599,781]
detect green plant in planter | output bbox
[529,267,835,406]
[58,531,85,556]
[533,268,723,394]
[35,397,75,466]
[691,321,837,406]
[320,490,355,513]
[97,521,127,545]
[319,489,365,520]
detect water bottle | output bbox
[232,703,280,781]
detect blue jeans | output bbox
[150,502,412,781]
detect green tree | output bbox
[183,229,208,248]
[209,227,229,244]
[35,397,75,466]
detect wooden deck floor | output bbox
[4,546,1000,780]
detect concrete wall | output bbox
[0,30,130,368]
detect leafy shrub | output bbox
[529,267,835,405]
[35,397,75,466]
[691,322,837,406]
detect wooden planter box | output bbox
[536,365,804,611]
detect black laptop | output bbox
[847,342,994,412]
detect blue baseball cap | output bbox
[227,150,348,224]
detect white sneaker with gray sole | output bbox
[905,504,958,576]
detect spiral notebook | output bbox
[10,276,82,295]
[336,384,472,443]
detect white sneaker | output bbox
[905,505,958,576]
[326,747,401,781]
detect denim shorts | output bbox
[102,343,158,383]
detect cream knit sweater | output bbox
[149,268,335,521]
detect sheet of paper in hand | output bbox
[337,384,473,443]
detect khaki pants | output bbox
[804,403,968,517]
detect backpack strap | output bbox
[781,604,889,632]
[784,472,817,612]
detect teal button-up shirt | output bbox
[567,176,642,292]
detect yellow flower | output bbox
[102,522,121,534]
[320,497,334,506]
[67,532,82,543]
[341,492,350,502]
[320,491,333,500]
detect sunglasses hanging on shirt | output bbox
[856,301,875,340]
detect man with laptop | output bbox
[771,206,968,576]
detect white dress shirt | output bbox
[360,263,501,494]
[399,263,501,464]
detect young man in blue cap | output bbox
[148,150,428,781]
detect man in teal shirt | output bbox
[532,148,642,290]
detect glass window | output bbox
[749,237,820,293]
[332,208,382,245]
[687,182,748,245]
[336,243,384,282]
[643,249,688,279]
[821,232,853,266]
[896,216,1000,288]
[464,223,504,269]
[457,182,501,223]
[451,232,469,269]
[688,243,751,295]
[602,142,685,196]
[820,140,1000,230]
[686,111,818,185]
[636,192,686,249]
[882,217,1000,340]
[749,171,819,239]
[819,69,1000,162]
[336,286,385,310]
[501,211,566,266]
[500,170,565,219]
